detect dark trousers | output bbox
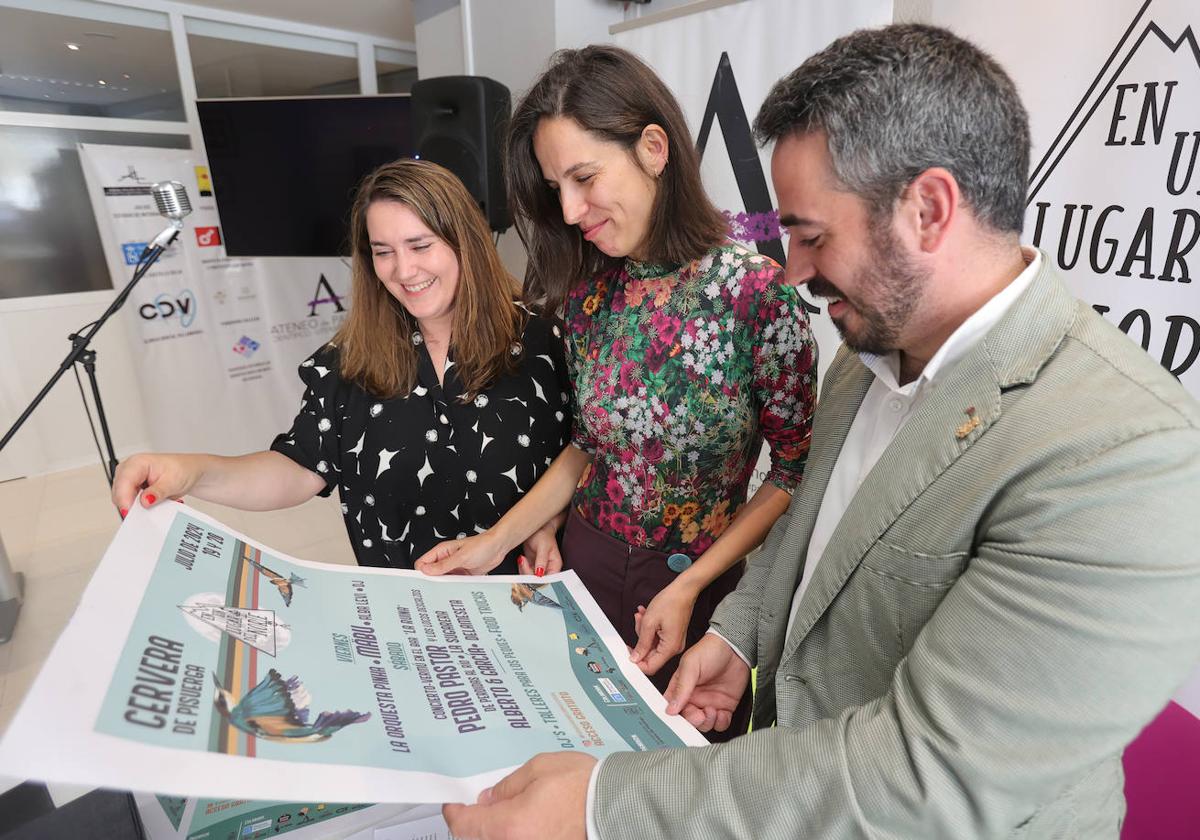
[561,508,751,742]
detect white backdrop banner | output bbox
[78,144,351,456]
[615,0,891,491]
[1018,1,1200,396]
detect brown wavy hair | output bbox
[333,158,522,399]
[506,45,727,314]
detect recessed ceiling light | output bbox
[66,42,80,51]
[122,73,131,79]
[98,79,107,85]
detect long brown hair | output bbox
[334,158,522,399]
[507,45,727,314]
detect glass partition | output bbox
[0,124,189,298]
[376,45,417,94]
[0,1,184,120]
[186,18,359,98]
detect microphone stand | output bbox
[0,220,183,644]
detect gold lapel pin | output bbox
[956,406,980,439]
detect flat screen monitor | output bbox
[197,95,413,257]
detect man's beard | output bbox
[809,222,929,355]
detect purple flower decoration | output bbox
[723,209,784,244]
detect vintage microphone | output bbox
[148,179,192,245]
[0,180,192,643]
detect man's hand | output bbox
[664,633,750,733]
[443,752,595,840]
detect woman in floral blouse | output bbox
[416,46,817,739]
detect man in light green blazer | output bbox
[444,24,1200,840]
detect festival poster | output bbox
[363,810,455,840]
[133,792,406,840]
[0,502,704,804]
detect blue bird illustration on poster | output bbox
[244,556,306,607]
[213,669,369,743]
[510,583,563,612]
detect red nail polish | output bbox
[119,508,128,519]
[535,567,545,577]
[145,493,157,505]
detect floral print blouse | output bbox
[564,241,817,557]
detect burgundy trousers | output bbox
[561,508,752,742]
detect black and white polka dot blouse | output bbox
[271,312,572,571]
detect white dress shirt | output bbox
[585,248,1040,839]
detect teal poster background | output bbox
[184,798,370,840]
[96,512,690,778]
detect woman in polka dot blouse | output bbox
[112,160,571,573]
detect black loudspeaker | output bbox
[411,76,512,232]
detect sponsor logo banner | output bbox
[195,226,222,247]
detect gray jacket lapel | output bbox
[756,348,873,641]
[780,258,1078,664]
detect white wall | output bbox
[893,0,932,22]
[414,0,465,79]
[467,0,556,97]
[554,0,620,50]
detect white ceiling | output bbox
[0,5,185,113]
[0,2,417,113]
[183,0,416,43]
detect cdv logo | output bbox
[140,289,197,328]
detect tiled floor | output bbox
[0,462,355,739]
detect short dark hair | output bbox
[755,24,1030,233]
[506,45,727,313]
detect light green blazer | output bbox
[593,260,1200,838]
